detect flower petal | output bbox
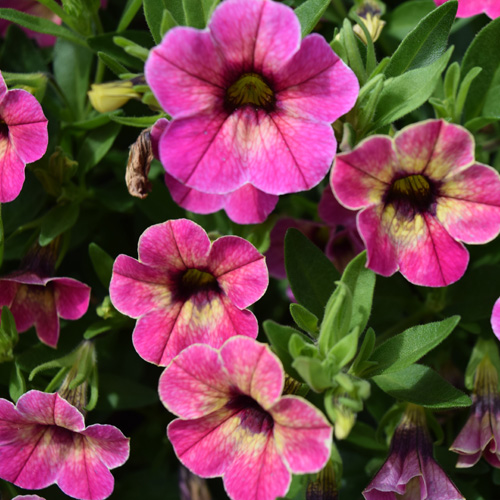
[271,396,331,473]
[81,424,130,469]
[159,344,230,419]
[276,34,359,122]
[168,408,241,477]
[209,236,267,308]
[437,164,500,244]
[145,28,225,117]
[331,136,395,209]
[52,278,90,320]
[209,0,300,78]
[223,183,278,224]
[394,119,474,180]
[491,297,500,341]
[220,337,283,410]
[0,136,26,203]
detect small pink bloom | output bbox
[109,218,268,366]
[491,297,500,341]
[145,0,358,205]
[434,0,500,18]
[0,390,130,500]
[450,356,500,468]
[151,118,278,224]
[331,119,500,287]
[159,336,332,500]
[14,496,46,500]
[0,271,91,348]
[363,405,464,500]
[0,71,48,202]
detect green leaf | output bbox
[384,0,456,78]
[294,0,330,38]
[373,364,471,409]
[113,36,150,61]
[263,320,310,380]
[53,39,93,121]
[39,203,80,246]
[144,0,167,43]
[183,0,205,28]
[285,228,340,320]
[462,17,500,121]
[89,242,114,287]
[292,356,333,392]
[77,122,121,172]
[350,327,376,376]
[108,112,165,128]
[373,46,453,128]
[385,0,436,41]
[0,8,85,46]
[327,328,359,369]
[9,362,26,403]
[83,321,114,340]
[367,316,460,377]
[117,0,143,32]
[160,8,179,37]
[98,373,159,410]
[98,51,129,77]
[0,307,18,362]
[290,303,319,336]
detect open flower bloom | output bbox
[434,0,500,18]
[14,496,46,500]
[160,337,332,500]
[450,356,500,468]
[331,119,500,287]
[151,118,278,224]
[110,218,268,366]
[363,404,464,499]
[0,390,130,500]
[0,271,91,348]
[490,296,500,341]
[0,71,48,202]
[145,0,359,206]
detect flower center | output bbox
[0,120,8,140]
[226,73,275,111]
[385,174,437,216]
[177,268,219,299]
[227,394,274,434]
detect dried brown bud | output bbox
[179,466,212,500]
[126,128,154,199]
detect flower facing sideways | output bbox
[363,404,464,499]
[434,0,500,19]
[145,0,359,210]
[110,218,268,366]
[0,390,130,500]
[159,336,332,500]
[331,119,500,287]
[450,355,500,468]
[0,71,48,203]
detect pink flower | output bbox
[363,404,464,500]
[145,0,358,209]
[450,355,500,468]
[109,218,268,366]
[491,297,500,341]
[434,0,500,18]
[0,271,91,348]
[159,336,332,500]
[331,119,500,287]
[151,118,278,224]
[0,71,48,203]
[0,390,130,500]
[14,496,46,500]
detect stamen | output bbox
[386,174,436,216]
[226,73,275,111]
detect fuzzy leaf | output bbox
[295,0,331,38]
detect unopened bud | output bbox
[88,80,141,113]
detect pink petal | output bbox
[0,278,18,306]
[159,344,230,418]
[209,236,268,308]
[14,496,47,500]
[276,34,359,122]
[271,396,331,473]
[145,28,225,117]
[394,119,474,181]
[319,184,358,229]
[1,89,48,164]
[52,278,90,320]
[331,136,396,209]
[450,413,482,456]
[209,0,300,78]
[57,434,116,500]
[420,458,464,499]
[81,424,130,469]
[151,118,169,159]
[110,254,173,317]
[0,72,7,100]
[168,408,241,477]
[223,184,278,224]
[491,297,500,341]
[223,432,291,500]
[437,164,500,244]
[220,337,283,410]
[138,219,211,270]
[0,136,26,203]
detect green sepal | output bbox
[9,362,26,403]
[350,327,376,376]
[0,307,18,363]
[292,356,334,392]
[290,303,319,337]
[465,338,500,391]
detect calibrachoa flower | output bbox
[450,355,500,468]
[110,218,268,366]
[151,118,278,224]
[434,0,500,18]
[331,119,500,287]
[145,0,358,210]
[14,496,46,500]
[0,390,130,500]
[363,404,464,499]
[0,269,90,348]
[159,336,332,500]
[491,296,500,341]
[0,71,48,203]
